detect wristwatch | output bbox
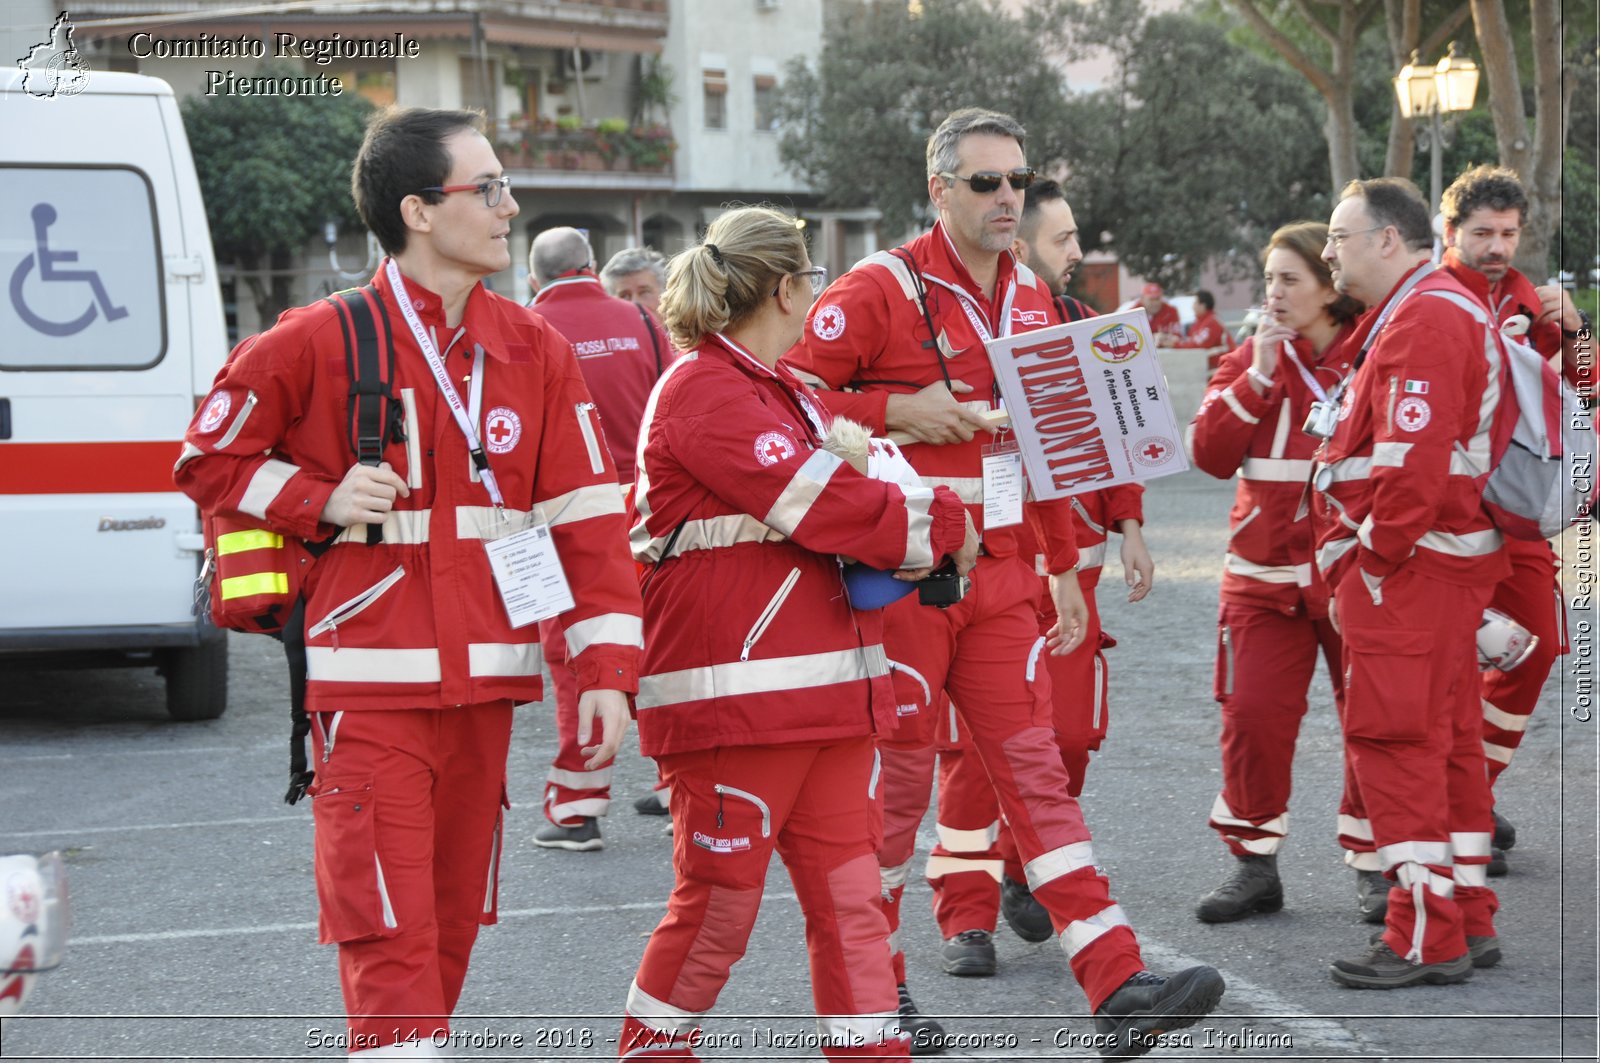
[1564,309,1592,340]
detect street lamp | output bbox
[1393,42,1480,212]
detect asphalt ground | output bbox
[2,350,1596,1062]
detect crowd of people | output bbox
[172,101,1590,1060]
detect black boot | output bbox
[1000,875,1054,943]
[896,983,946,1056]
[1094,967,1226,1059]
[1492,809,1517,851]
[1194,854,1282,923]
[1355,868,1390,924]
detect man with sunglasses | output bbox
[789,107,1223,1060]
[1313,177,1507,989]
[176,108,642,1058]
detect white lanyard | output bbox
[714,331,828,439]
[1282,342,1329,403]
[386,259,505,508]
[924,274,1017,343]
[1328,263,1436,406]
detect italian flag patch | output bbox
[1404,380,1429,394]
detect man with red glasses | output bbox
[176,108,641,1058]
[788,107,1223,1060]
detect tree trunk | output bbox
[1382,0,1421,178]
[1470,0,1531,175]
[1325,90,1363,190]
[1515,0,1571,279]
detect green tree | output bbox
[772,0,1072,238]
[1061,12,1332,289]
[182,73,373,325]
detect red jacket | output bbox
[530,272,672,483]
[175,265,642,712]
[785,222,1080,574]
[1312,264,1510,590]
[1439,250,1583,393]
[1190,331,1354,615]
[1171,309,1229,350]
[1146,301,1181,336]
[629,333,967,757]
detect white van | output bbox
[0,71,230,720]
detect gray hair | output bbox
[926,108,1027,180]
[599,246,668,292]
[530,227,594,286]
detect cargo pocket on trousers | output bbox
[310,776,399,944]
[1340,626,1435,742]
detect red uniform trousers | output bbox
[1208,600,1362,859]
[874,553,1143,1012]
[930,570,1110,933]
[620,736,910,1061]
[538,618,614,825]
[307,701,512,1052]
[1481,538,1567,784]
[1335,567,1497,964]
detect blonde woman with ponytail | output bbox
[619,206,976,1060]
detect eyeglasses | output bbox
[793,266,828,297]
[939,168,1036,194]
[1325,225,1385,249]
[418,176,512,208]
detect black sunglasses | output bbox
[939,168,1036,194]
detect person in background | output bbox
[601,245,670,318]
[1437,164,1586,876]
[1138,282,1181,338]
[1160,290,1230,372]
[525,226,673,851]
[1186,221,1370,924]
[619,205,974,1061]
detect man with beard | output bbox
[1437,165,1589,875]
[787,108,1223,1060]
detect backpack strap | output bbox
[637,301,664,376]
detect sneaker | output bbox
[940,929,997,977]
[1000,876,1054,943]
[1194,854,1282,923]
[533,817,603,851]
[1492,809,1517,851]
[1330,939,1472,989]
[633,791,669,816]
[1487,848,1508,877]
[896,983,946,1056]
[1468,934,1502,968]
[1093,967,1225,1060]
[1355,869,1390,925]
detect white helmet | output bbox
[0,852,69,1017]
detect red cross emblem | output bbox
[813,303,846,341]
[1395,397,1431,433]
[1142,441,1167,461]
[1132,435,1176,467]
[484,406,522,453]
[753,430,797,466]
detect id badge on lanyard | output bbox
[483,519,576,628]
[981,436,1024,529]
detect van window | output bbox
[0,165,166,371]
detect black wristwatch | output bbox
[1564,309,1592,340]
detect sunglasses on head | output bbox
[939,168,1036,194]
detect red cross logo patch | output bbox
[484,406,522,454]
[813,303,846,341]
[198,391,231,434]
[1131,435,1176,467]
[1395,396,1431,432]
[753,430,797,466]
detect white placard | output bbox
[483,523,575,628]
[984,309,1189,500]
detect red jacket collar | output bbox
[531,274,609,307]
[372,261,510,360]
[915,220,1021,306]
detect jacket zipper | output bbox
[740,567,801,661]
[1091,654,1105,730]
[216,391,258,449]
[713,783,772,838]
[373,852,398,929]
[1386,376,1399,435]
[1221,625,1234,697]
[317,710,345,764]
[400,388,422,490]
[575,402,605,475]
[307,566,406,649]
[1227,505,1262,541]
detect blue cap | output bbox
[842,562,917,610]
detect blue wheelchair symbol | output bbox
[9,203,130,337]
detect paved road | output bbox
[3,357,1595,1061]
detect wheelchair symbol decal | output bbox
[10,203,129,337]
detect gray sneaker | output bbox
[533,816,603,852]
[1330,939,1472,989]
[940,929,997,977]
[1468,935,1502,968]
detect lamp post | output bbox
[1393,42,1481,212]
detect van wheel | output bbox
[163,627,229,721]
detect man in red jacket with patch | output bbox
[1314,177,1507,989]
[526,226,673,851]
[1437,165,1587,875]
[788,107,1222,1060]
[175,108,641,1058]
